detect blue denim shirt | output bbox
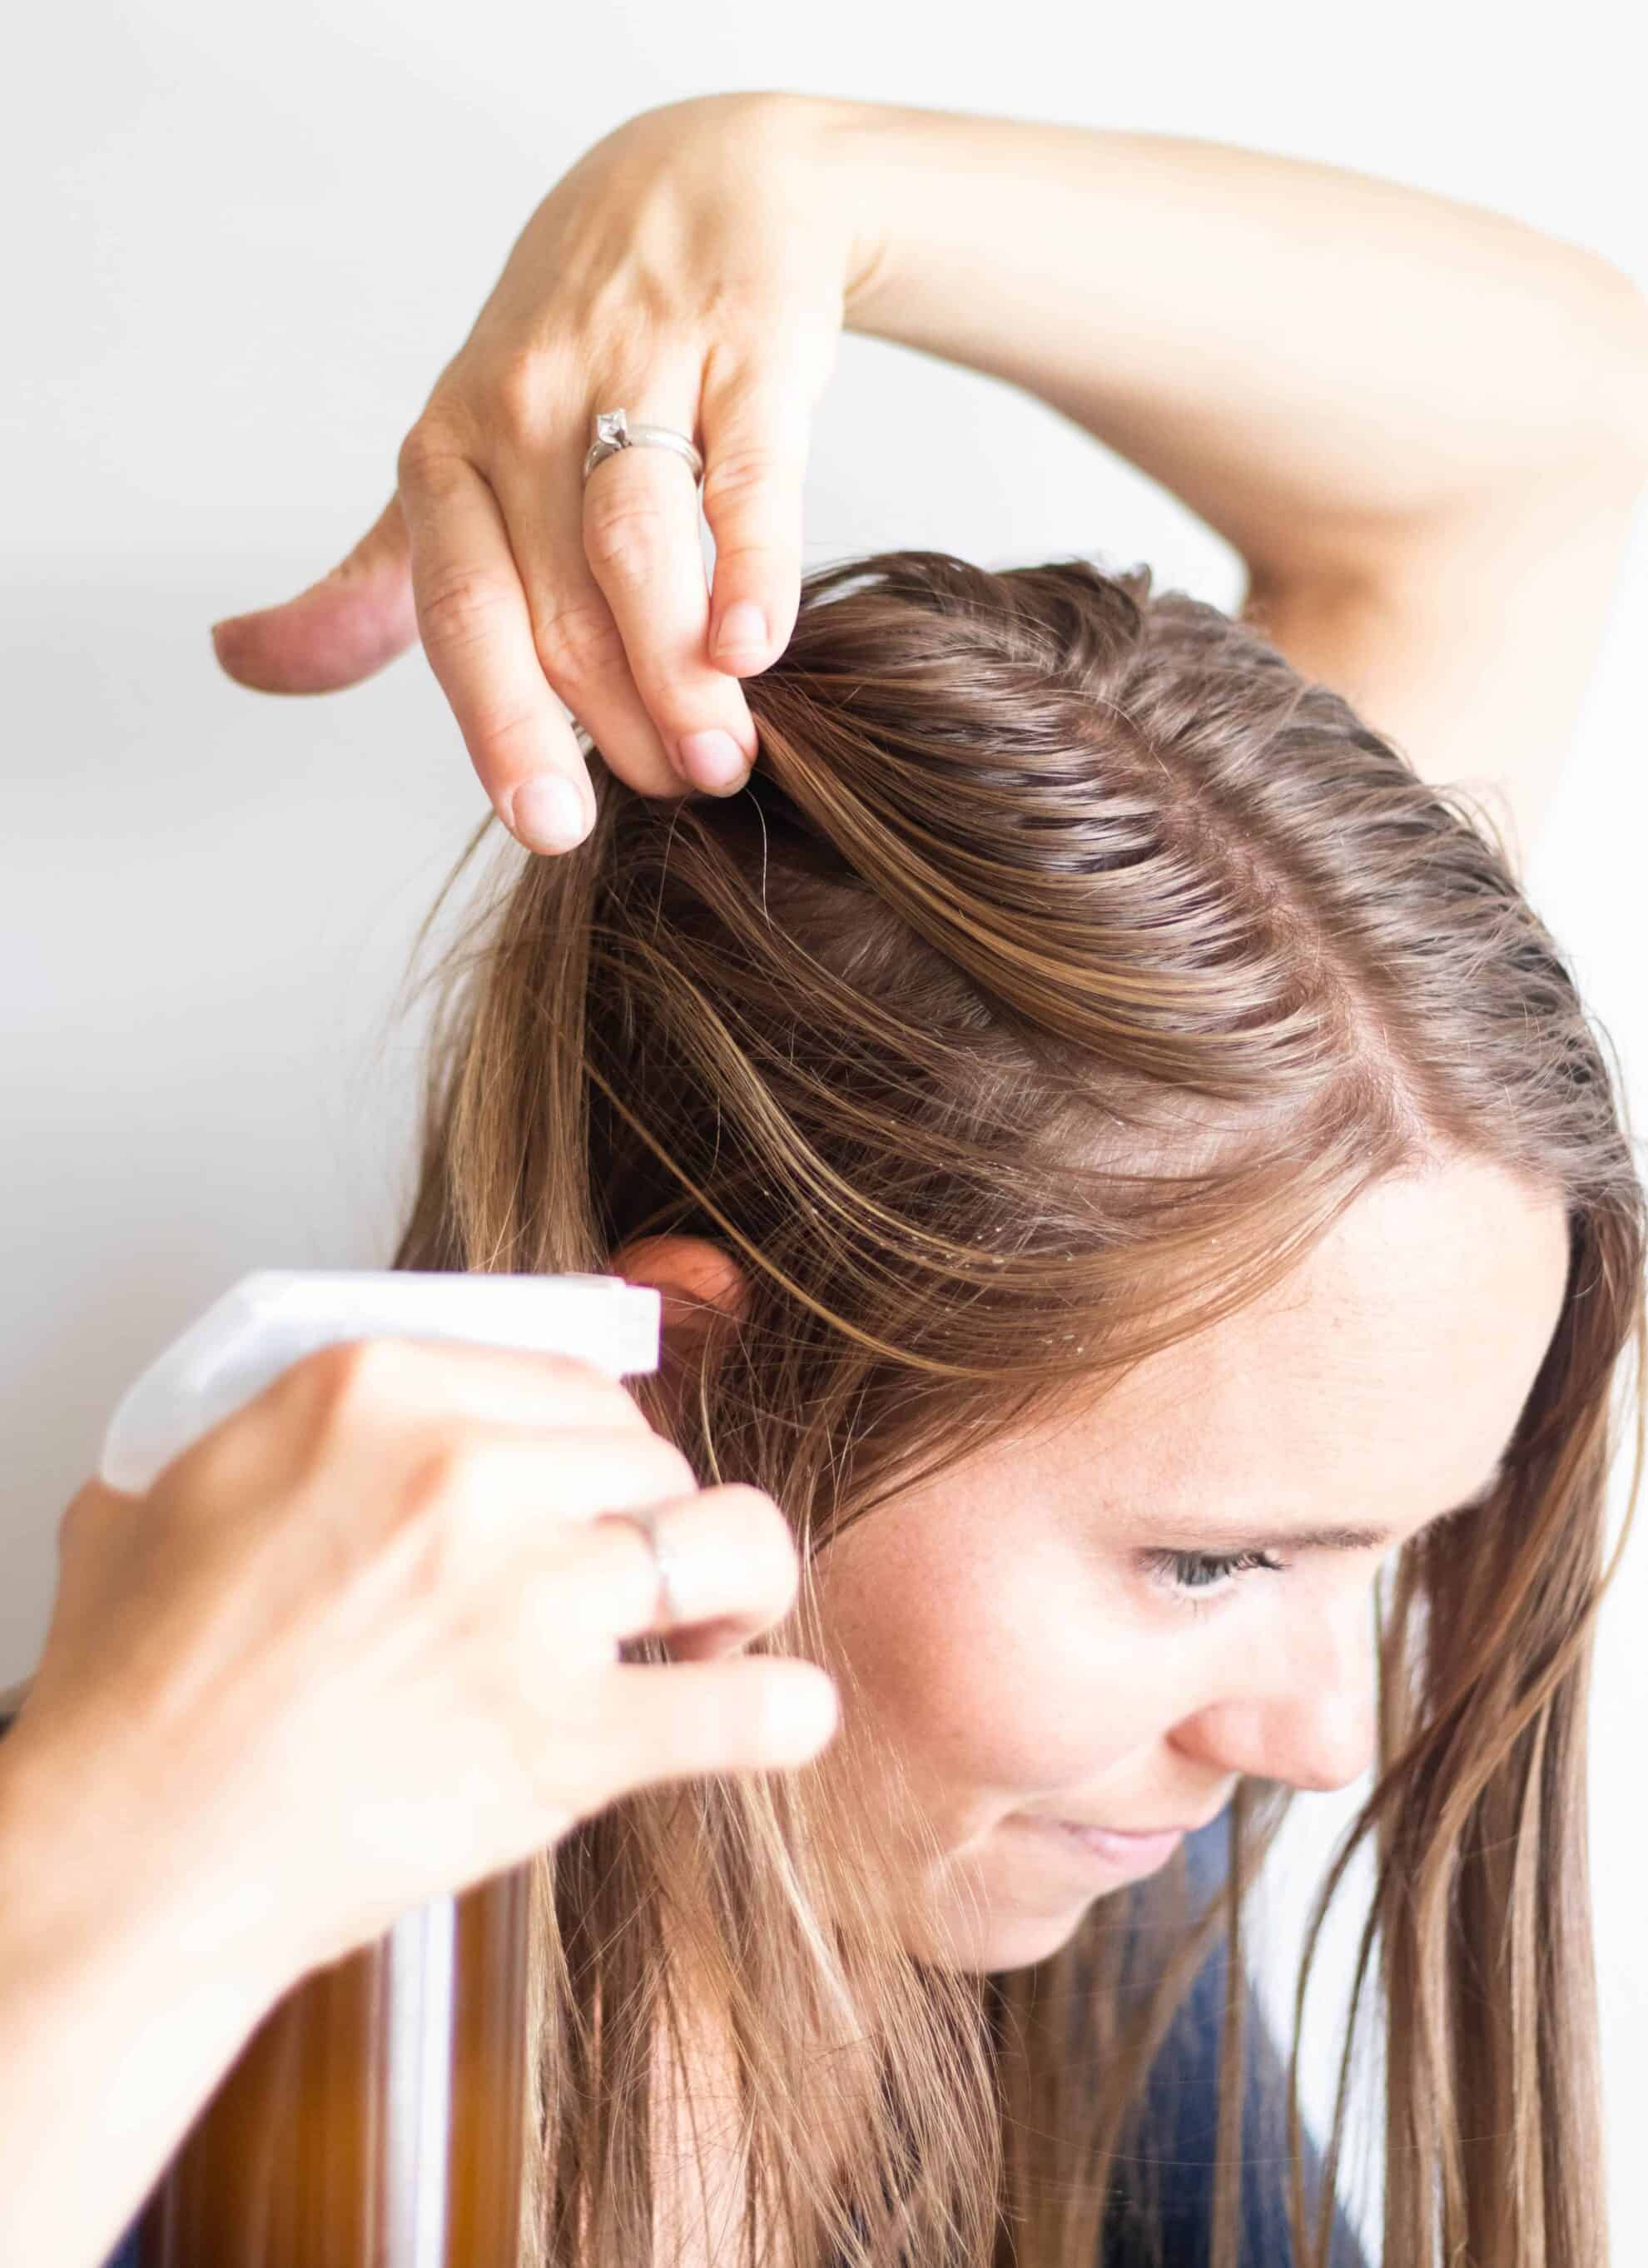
[57,1783,1364,2268]
[1099,1809,1372,2267]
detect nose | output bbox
[1172,1590,1378,1794]
[1178,1680,1376,1795]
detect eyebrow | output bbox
[1144,1452,1511,1556]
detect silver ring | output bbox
[583,406,704,487]
[596,1503,684,1629]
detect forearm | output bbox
[817,96,1648,582]
[0,1740,295,2268]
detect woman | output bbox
[3,89,1646,2268]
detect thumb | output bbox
[210,492,419,693]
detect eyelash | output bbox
[1141,1546,1288,1610]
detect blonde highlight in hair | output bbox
[389,548,1643,2266]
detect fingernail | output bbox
[509,775,590,852]
[713,602,767,661]
[677,730,749,794]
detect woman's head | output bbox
[394,549,1642,2267]
[615,1148,1569,1978]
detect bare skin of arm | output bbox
[212,91,1648,866]
[1234,464,1648,871]
[0,1732,296,2268]
[822,94,1648,865]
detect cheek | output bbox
[814,1511,1176,1803]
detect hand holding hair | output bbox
[206,92,876,848]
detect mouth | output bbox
[1027,1802,1226,1838]
[1013,1814,1187,1878]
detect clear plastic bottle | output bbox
[97,1270,662,2268]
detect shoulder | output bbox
[1238,447,1648,866]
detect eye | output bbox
[1141,1546,1288,1610]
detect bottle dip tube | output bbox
[95,1270,663,2268]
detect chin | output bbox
[896,1883,1097,1975]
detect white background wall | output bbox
[4,4,1643,2259]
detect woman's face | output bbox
[622,1155,1571,1975]
[812,1158,1571,1970]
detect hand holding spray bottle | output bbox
[22,1268,837,2267]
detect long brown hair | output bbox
[389,548,1644,2267]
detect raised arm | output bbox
[826,96,1648,862]
[212,91,1648,868]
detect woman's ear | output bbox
[606,1238,754,1665]
[608,1233,748,1369]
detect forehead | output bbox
[1026,1160,1571,1517]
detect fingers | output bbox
[391,1432,810,1664]
[393,430,598,853]
[583,1481,804,1646]
[697,336,822,682]
[490,367,810,813]
[486,437,707,806]
[365,1430,805,1658]
[231,1337,648,1476]
[571,400,762,794]
[212,346,820,852]
[210,494,421,693]
[603,1653,841,1784]
[168,1335,653,1530]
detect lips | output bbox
[1056,1821,1184,1860]
[1044,1814,1216,1838]
[1013,1814,1186,1879]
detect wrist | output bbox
[657,87,894,326]
[0,1713,300,2020]
[771,91,902,329]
